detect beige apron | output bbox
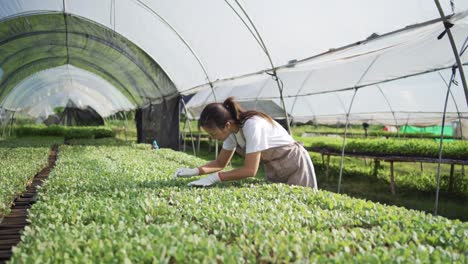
[234,130,317,189]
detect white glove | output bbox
[188,173,221,187]
[173,168,199,179]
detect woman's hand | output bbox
[187,172,221,187]
[173,168,199,179]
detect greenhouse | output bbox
[0,0,467,263]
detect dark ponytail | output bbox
[199,97,274,130]
[222,97,244,126]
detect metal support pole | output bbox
[225,0,291,134]
[289,72,317,128]
[434,65,453,216]
[389,161,396,194]
[439,69,464,140]
[337,56,378,193]
[448,164,455,192]
[1,113,8,138]
[117,111,127,141]
[434,0,468,106]
[376,85,399,137]
[135,0,218,124]
[8,111,15,137]
[337,89,358,193]
[182,117,187,152]
[180,98,197,156]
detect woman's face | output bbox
[202,123,232,141]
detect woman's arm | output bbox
[197,148,235,174]
[218,151,261,181]
[187,151,260,187]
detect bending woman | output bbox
[174,97,317,189]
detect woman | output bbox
[174,97,317,189]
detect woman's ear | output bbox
[225,121,238,133]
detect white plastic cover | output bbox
[1,65,134,118]
[1,0,464,91]
[0,0,467,123]
[187,69,468,126]
[187,11,468,125]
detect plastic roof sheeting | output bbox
[187,11,468,126]
[189,11,468,96]
[187,68,468,126]
[1,65,134,118]
[186,99,288,123]
[0,0,467,122]
[0,10,176,118]
[1,0,464,91]
[282,69,468,126]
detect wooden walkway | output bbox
[0,146,58,263]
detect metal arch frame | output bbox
[376,84,399,137]
[21,88,121,117]
[336,88,359,193]
[288,72,322,122]
[223,0,291,133]
[337,55,380,193]
[0,11,184,105]
[438,72,464,138]
[253,78,271,109]
[2,4,464,102]
[132,0,217,102]
[69,56,144,104]
[0,57,65,100]
[281,63,468,99]
[334,93,348,115]
[289,71,315,119]
[433,67,456,216]
[129,0,220,153]
[0,29,164,101]
[1,59,133,113]
[0,47,139,104]
[430,0,468,214]
[0,43,62,69]
[180,97,197,156]
[0,10,181,99]
[63,0,70,65]
[3,67,110,109]
[184,62,468,101]
[0,56,139,107]
[434,0,468,106]
[179,11,465,100]
[7,64,135,113]
[1,3,465,125]
[330,93,349,129]
[433,54,466,215]
[0,31,167,102]
[294,15,453,65]
[0,11,57,23]
[222,0,266,54]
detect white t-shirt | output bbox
[222,116,294,154]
